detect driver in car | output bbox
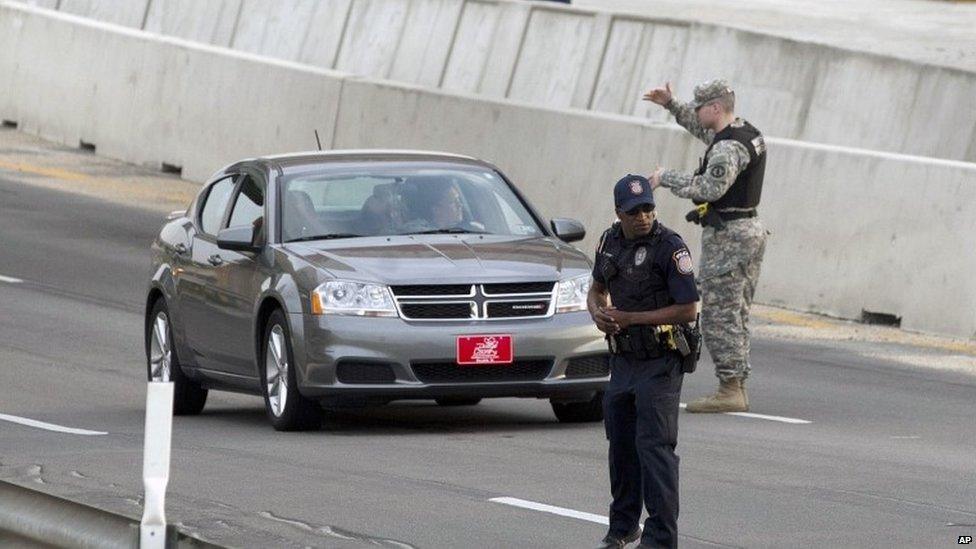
[399,178,485,234]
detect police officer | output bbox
[588,175,699,549]
[643,79,767,413]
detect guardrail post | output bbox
[141,381,174,549]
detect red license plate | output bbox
[456,335,514,365]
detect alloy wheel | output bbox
[149,312,172,382]
[265,325,289,417]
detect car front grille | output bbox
[483,282,555,295]
[400,302,474,319]
[565,355,611,378]
[391,285,473,297]
[411,359,553,383]
[392,282,555,321]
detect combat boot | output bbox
[686,379,748,413]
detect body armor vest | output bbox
[599,223,674,312]
[694,120,766,210]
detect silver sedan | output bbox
[145,151,608,430]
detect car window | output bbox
[279,164,545,241]
[200,176,236,235]
[228,175,264,229]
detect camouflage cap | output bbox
[690,79,734,109]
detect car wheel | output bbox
[146,298,208,415]
[551,392,604,423]
[435,397,482,407]
[262,309,322,431]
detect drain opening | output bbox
[861,310,901,328]
[79,140,96,153]
[161,163,183,176]
[1,120,17,129]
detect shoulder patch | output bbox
[751,135,766,155]
[709,164,727,179]
[672,248,694,275]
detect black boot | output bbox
[596,527,641,548]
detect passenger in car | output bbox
[360,182,405,235]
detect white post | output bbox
[141,382,173,549]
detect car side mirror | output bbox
[550,218,586,243]
[217,226,260,252]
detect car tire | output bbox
[550,392,604,423]
[146,298,208,415]
[261,309,322,431]
[435,397,482,407]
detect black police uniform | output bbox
[592,220,699,549]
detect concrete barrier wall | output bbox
[2,2,973,338]
[0,3,343,181]
[18,0,976,161]
[20,0,976,163]
[57,0,148,27]
[143,0,239,46]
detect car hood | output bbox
[283,235,591,285]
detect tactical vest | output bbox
[694,119,766,210]
[598,223,674,312]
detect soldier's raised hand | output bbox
[642,82,673,106]
[649,167,664,190]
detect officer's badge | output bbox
[629,180,643,195]
[673,249,694,275]
[709,165,727,179]
[634,247,647,266]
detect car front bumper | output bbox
[293,311,608,403]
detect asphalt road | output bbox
[1,171,974,548]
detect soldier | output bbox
[643,79,768,413]
[588,175,699,549]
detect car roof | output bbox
[253,150,488,171]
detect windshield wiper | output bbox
[406,228,486,235]
[287,233,363,242]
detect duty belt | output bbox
[686,204,757,230]
[716,209,757,221]
[607,325,666,360]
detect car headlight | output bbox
[555,274,590,313]
[310,280,398,317]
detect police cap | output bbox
[614,174,654,213]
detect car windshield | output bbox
[279,162,545,242]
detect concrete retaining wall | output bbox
[143,0,239,46]
[0,3,343,181]
[1,2,973,338]
[17,0,976,163]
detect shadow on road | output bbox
[187,400,598,436]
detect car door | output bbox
[205,170,269,378]
[177,174,238,373]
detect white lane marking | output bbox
[0,274,24,284]
[489,497,608,525]
[679,402,811,424]
[0,413,107,435]
[724,412,811,424]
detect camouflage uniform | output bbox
[658,80,767,383]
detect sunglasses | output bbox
[622,204,654,216]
